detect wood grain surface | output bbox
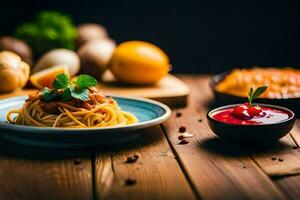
[94,126,196,200]
[100,72,190,107]
[0,138,93,200]
[2,75,300,200]
[247,121,300,200]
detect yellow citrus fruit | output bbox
[109,41,169,85]
[30,65,69,89]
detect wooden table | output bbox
[1,75,300,200]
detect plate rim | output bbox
[0,95,171,133]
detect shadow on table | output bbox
[0,127,163,160]
[0,136,92,160]
[91,126,164,153]
[198,137,291,157]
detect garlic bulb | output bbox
[0,51,30,92]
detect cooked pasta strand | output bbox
[7,98,137,128]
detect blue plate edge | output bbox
[0,95,171,134]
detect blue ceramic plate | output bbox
[0,96,171,148]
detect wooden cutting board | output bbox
[0,73,189,108]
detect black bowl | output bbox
[210,72,300,113]
[207,104,296,143]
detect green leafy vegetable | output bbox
[248,86,268,106]
[15,11,77,58]
[53,73,69,90]
[60,88,72,101]
[70,86,89,101]
[41,87,58,101]
[74,74,97,88]
[41,73,97,102]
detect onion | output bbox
[0,36,32,65]
[34,49,80,76]
[76,23,108,47]
[77,38,116,79]
[0,51,30,92]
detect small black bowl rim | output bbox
[207,103,295,127]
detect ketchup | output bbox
[211,104,290,125]
[231,103,263,120]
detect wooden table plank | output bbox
[161,75,286,200]
[249,135,300,177]
[247,121,300,200]
[0,138,93,200]
[289,120,300,146]
[272,175,300,200]
[94,126,196,200]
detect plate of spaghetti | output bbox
[0,74,171,148]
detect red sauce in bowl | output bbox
[211,107,290,125]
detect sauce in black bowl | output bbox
[207,103,295,142]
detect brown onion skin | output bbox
[78,38,116,79]
[0,36,32,65]
[76,23,108,47]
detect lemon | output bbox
[30,65,69,89]
[109,41,169,85]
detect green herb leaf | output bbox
[41,87,57,101]
[60,87,72,101]
[70,86,89,101]
[74,74,97,89]
[41,73,97,102]
[52,73,70,90]
[252,86,268,100]
[248,87,254,106]
[248,87,253,98]
[248,86,268,106]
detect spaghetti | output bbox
[7,93,137,128]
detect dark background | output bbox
[0,0,299,73]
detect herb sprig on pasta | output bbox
[7,74,137,128]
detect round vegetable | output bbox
[0,36,32,65]
[78,38,116,79]
[34,49,80,77]
[109,41,170,85]
[0,51,30,92]
[76,23,108,47]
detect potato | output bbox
[34,49,80,77]
[78,38,116,79]
[76,23,108,47]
